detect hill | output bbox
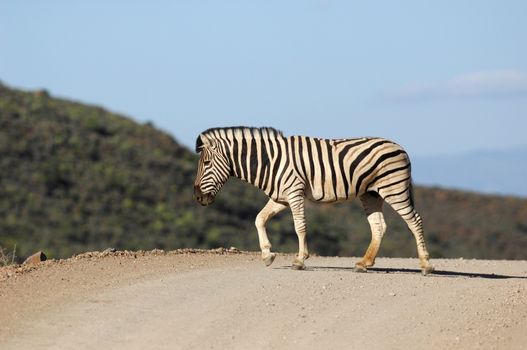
[1,83,526,260]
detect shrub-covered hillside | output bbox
[1,83,526,260]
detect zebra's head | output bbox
[194,134,231,206]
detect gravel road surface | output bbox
[1,250,526,350]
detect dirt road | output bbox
[1,250,526,350]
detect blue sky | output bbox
[1,1,526,157]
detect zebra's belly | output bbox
[304,186,355,203]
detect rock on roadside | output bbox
[23,251,47,265]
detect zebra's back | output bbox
[287,136,411,203]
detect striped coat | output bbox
[194,127,434,274]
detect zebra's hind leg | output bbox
[255,199,288,267]
[355,192,386,273]
[406,209,435,275]
[382,189,434,275]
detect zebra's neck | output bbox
[199,127,290,198]
[223,129,288,195]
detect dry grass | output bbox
[0,245,17,266]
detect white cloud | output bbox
[387,69,527,101]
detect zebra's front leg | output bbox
[289,197,309,270]
[255,199,288,267]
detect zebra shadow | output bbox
[276,265,527,279]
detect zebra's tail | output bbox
[406,152,416,208]
[409,179,416,208]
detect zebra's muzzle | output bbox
[194,188,215,206]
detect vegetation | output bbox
[1,83,526,261]
[0,245,17,266]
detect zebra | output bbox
[193,126,434,275]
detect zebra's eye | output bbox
[204,160,212,166]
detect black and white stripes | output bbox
[194,127,434,274]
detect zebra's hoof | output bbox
[292,259,306,270]
[421,264,435,276]
[263,253,276,267]
[354,264,368,273]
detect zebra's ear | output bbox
[195,135,204,153]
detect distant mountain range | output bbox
[412,147,527,198]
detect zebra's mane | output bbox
[196,127,284,152]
